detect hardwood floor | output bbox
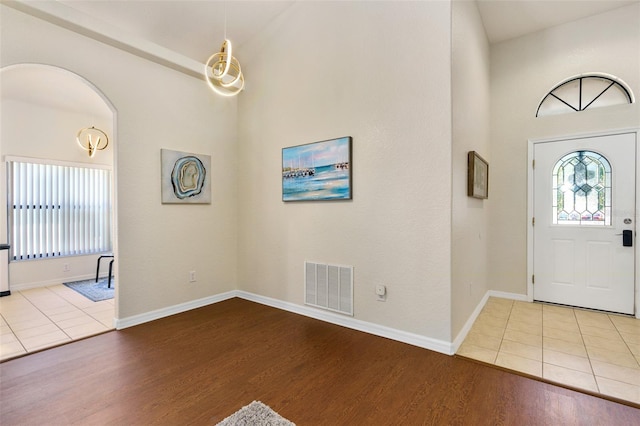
[1,298,638,425]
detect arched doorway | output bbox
[0,64,118,358]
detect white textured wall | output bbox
[1,5,239,317]
[451,0,490,338]
[237,1,453,340]
[489,4,640,294]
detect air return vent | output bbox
[304,261,353,316]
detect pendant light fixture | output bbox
[205,3,244,97]
[76,126,109,158]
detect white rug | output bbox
[217,401,295,426]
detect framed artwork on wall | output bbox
[282,136,352,202]
[161,149,211,204]
[468,151,488,199]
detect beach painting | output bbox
[282,136,352,202]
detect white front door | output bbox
[533,133,636,314]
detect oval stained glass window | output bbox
[552,151,611,226]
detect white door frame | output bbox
[527,128,640,318]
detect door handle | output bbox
[616,230,633,247]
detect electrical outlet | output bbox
[63,263,70,272]
[189,271,196,282]
[375,284,386,301]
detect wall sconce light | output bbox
[205,38,245,97]
[76,126,108,158]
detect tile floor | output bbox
[0,284,115,361]
[457,297,640,405]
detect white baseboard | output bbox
[451,290,528,354]
[451,293,491,353]
[486,290,529,302]
[114,289,454,355]
[114,290,530,355]
[236,291,454,355]
[11,274,96,292]
[115,291,236,329]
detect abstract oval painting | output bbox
[161,149,211,204]
[171,156,206,199]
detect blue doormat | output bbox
[63,278,114,302]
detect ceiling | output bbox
[57,0,296,63]
[476,0,638,43]
[54,0,640,60]
[2,0,637,113]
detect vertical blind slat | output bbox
[38,164,44,257]
[53,166,57,256]
[19,163,25,259]
[28,163,34,259]
[84,168,90,253]
[45,165,50,257]
[72,167,77,255]
[26,163,32,259]
[8,161,112,260]
[63,166,69,255]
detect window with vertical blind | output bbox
[7,158,112,261]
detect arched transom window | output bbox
[537,73,634,117]
[552,151,611,226]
